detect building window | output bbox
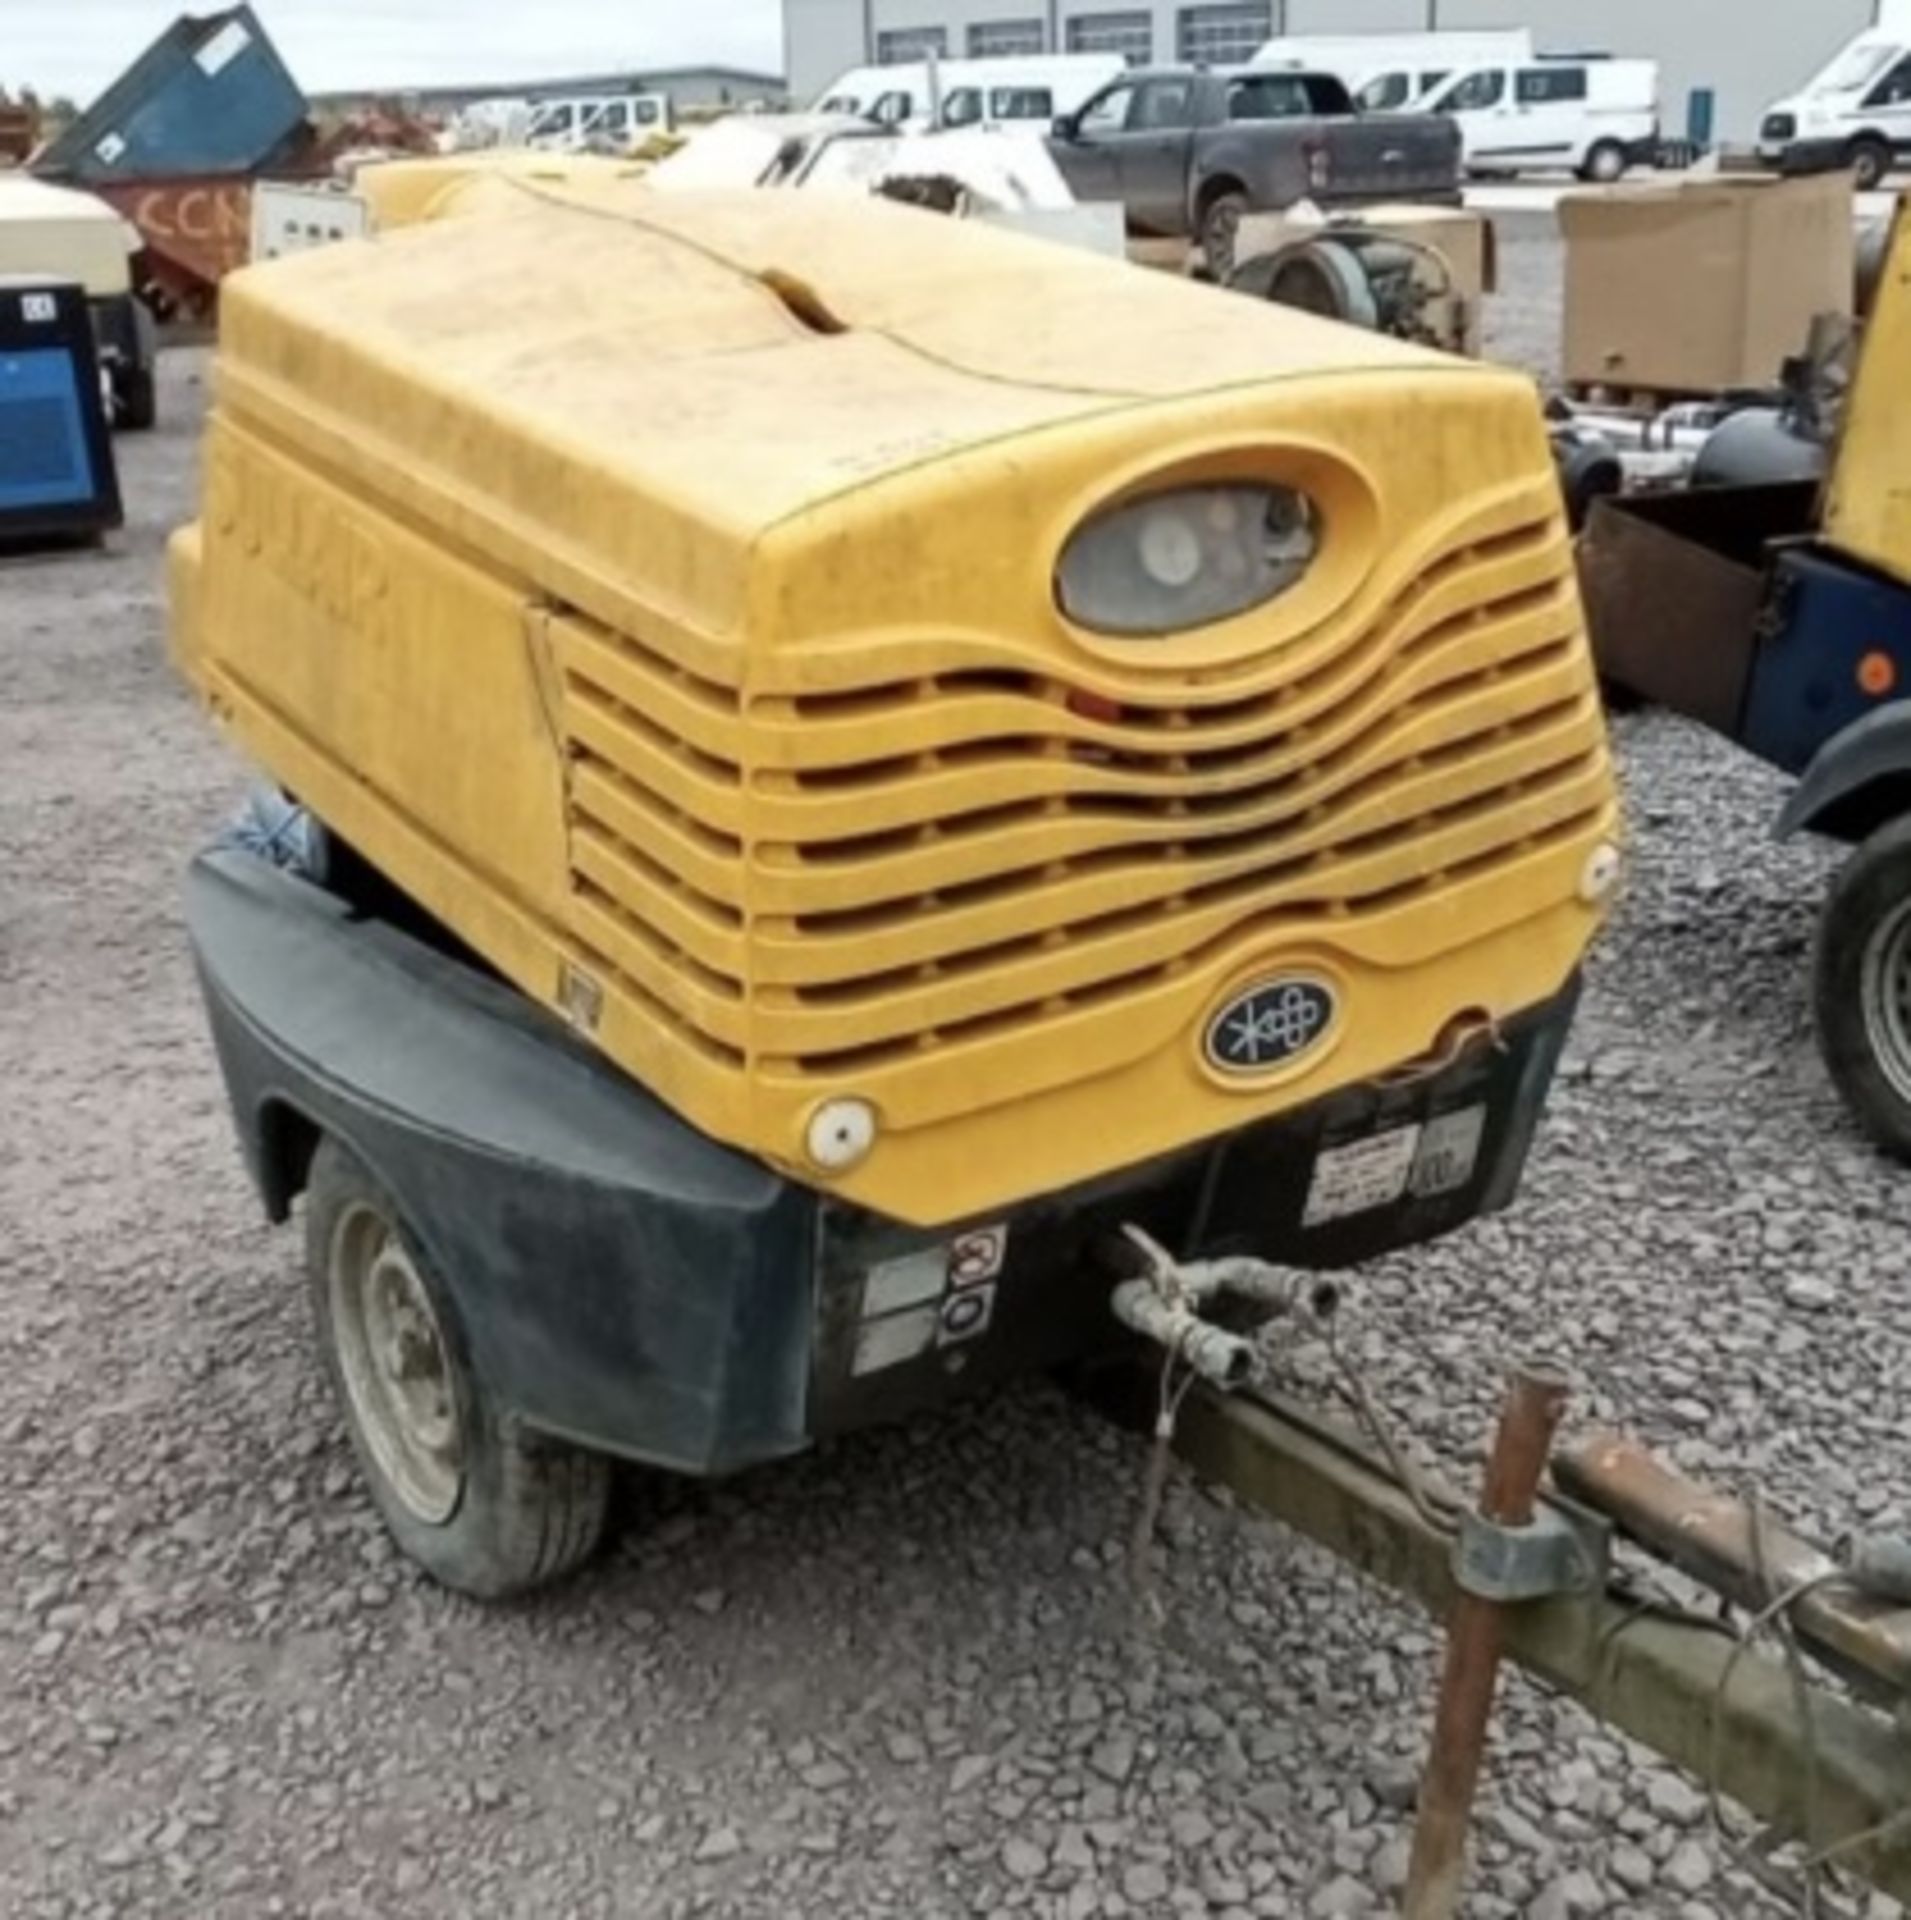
[968,18,1046,58]
[876,26,948,64]
[1176,3,1274,68]
[1066,10,1154,65]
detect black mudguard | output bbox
[186,851,817,1475]
[1777,705,1911,845]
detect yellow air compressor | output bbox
[172,185,1617,1594]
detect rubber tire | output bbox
[1580,141,1628,185]
[1849,137,1891,194]
[115,365,158,432]
[1200,190,1248,282]
[304,1138,611,1598]
[1814,817,1911,1166]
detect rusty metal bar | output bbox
[1071,1363,1911,1903]
[1402,1363,1571,1919]
[1557,1431,1911,1703]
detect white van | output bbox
[1252,31,1532,113]
[525,94,673,154]
[1420,56,1660,182]
[813,55,1122,131]
[1758,30,1911,190]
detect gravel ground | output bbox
[5,246,1910,1920]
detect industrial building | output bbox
[781,0,1889,141]
[312,65,787,120]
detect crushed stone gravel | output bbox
[5,232,1908,1917]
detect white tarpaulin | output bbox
[644,116,854,191]
[647,117,1080,215]
[792,128,1078,212]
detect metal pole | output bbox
[1402,1363,1571,1920]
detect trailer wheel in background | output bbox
[1848,135,1892,194]
[304,1138,610,1598]
[114,365,157,433]
[1816,817,1911,1165]
[1580,140,1628,184]
[1199,189,1248,281]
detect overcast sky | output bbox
[10,1,786,101]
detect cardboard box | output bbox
[1561,172,1855,395]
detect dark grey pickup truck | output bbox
[1047,67,1462,272]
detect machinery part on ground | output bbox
[1691,405,1832,488]
[1554,397,1729,457]
[305,1138,610,1598]
[1230,229,1463,352]
[1689,313,1852,488]
[1548,424,1624,530]
[1546,395,1740,510]
[1232,235,1379,329]
[1814,817,1911,1168]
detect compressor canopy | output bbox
[170,184,1615,1226]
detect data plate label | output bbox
[1303,1126,1422,1226]
[1411,1106,1488,1199]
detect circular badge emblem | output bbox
[1204,977,1338,1077]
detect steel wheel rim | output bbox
[328,1201,465,1525]
[1860,896,1911,1110]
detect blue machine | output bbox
[1744,546,1911,779]
[0,276,122,546]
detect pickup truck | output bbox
[1047,67,1461,273]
